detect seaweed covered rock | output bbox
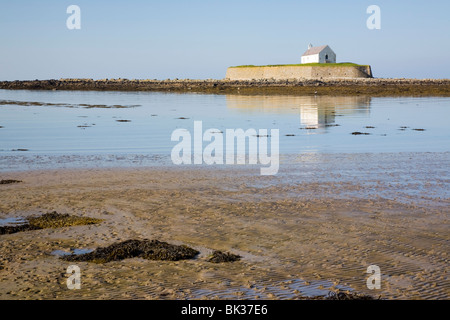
[0,223,39,235]
[309,291,377,300]
[208,250,241,263]
[0,179,22,185]
[27,211,102,229]
[0,212,102,235]
[351,132,371,135]
[61,239,199,263]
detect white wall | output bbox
[301,54,319,64]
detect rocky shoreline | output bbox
[1,78,449,96]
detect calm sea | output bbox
[0,89,449,170]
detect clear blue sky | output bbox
[0,0,449,80]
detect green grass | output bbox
[230,62,368,68]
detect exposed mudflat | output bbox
[0,153,448,300]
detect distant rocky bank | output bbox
[1,78,449,96]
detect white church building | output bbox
[301,44,336,64]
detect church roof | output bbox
[302,45,329,57]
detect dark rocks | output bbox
[0,179,22,185]
[0,79,448,96]
[351,132,371,135]
[318,291,378,300]
[0,212,102,235]
[0,223,39,235]
[0,99,140,109]
[208,250,241,263]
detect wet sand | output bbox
[0,154,449,300]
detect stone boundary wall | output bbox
[226,65,373,80]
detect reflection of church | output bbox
[226,95,371,129]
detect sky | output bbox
[0,0,449,80]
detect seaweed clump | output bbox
[0,179,22,184]
[0,222,39,235]
[308,290,378,300]
[351,132,371,135]
[61,239,199,263]
[27,211,102,229]
[0,212,102,235]
[208,250,241,263]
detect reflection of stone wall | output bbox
[226,65,373,80]
[226,95,371,113]
[226,95,372,127]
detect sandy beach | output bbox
[0,153,448,300]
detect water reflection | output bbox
[226,95,371,129]
[0,89,448,159]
